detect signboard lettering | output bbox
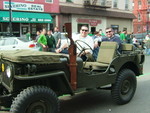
[3,1,44,12]
[1,17,51,23]
[77,18,102,26]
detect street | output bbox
[59,55,150,113]
[0,56,150,113]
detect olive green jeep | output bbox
[0,40,145,113]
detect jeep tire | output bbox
[10,85,59,113]
[111,69,137,105]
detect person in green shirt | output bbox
[46,30,56,52]
[26,31,31,41]
[126,32,133,44]
[38,29,47,51]
[120,30,127,42]
[99,29,105,36]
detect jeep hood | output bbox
[0,50,66,64]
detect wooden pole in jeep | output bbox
[68,34,77,90]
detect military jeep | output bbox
[0,40,145,113]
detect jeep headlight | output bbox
[1,63,4,72]
[6,66,11,78]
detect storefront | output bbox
[0,0,60,39]
[60,6,135,37]
[72,15,106,34]
[0,11,53,39]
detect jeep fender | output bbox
[14,71,74,96]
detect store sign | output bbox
[1,17,51,23]
[3,1,44,12]
[77,18,101,26]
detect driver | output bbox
[73,25,94,61]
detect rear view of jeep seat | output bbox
[84,41,118,70]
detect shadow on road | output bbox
[59,89,116,113]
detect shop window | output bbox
[0,23,10,36]
[12,23,20,37]
[45,0,53,3]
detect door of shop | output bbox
[111,25,119,34]
[20,24,30,38]
[65,23,72,38]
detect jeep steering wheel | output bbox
[75,40,93,57]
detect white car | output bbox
[0,37,40,51]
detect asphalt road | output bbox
[1,56,150,113]
[59,55,150,113]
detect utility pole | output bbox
[9,0,12,36]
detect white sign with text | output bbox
[3,1,44,12]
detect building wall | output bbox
[0,0,59,13]
[71,14,106,33]
[59,0,83,4]
[107,18,133,33]
[60,0,133,11]
[132,0,149,33]
[0,0,60,37]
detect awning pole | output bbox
[9,0,12,36]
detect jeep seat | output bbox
[84,41,118,69]
[121,43,133,54]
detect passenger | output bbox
[73,25,94,61]
[46,30,56,52]
[38,29,48,51]
[102,27,122,52]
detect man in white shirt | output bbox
[73,25,94,61]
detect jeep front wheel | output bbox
[10,86,59,113]
[111,69,137,105]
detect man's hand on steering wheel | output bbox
[75,40,93,57]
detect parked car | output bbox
[0,37,40,51]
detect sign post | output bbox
[9,0,12,36]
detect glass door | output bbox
[20,24,30,38]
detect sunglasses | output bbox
[106,31,112,33]
[81,29,88,32]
